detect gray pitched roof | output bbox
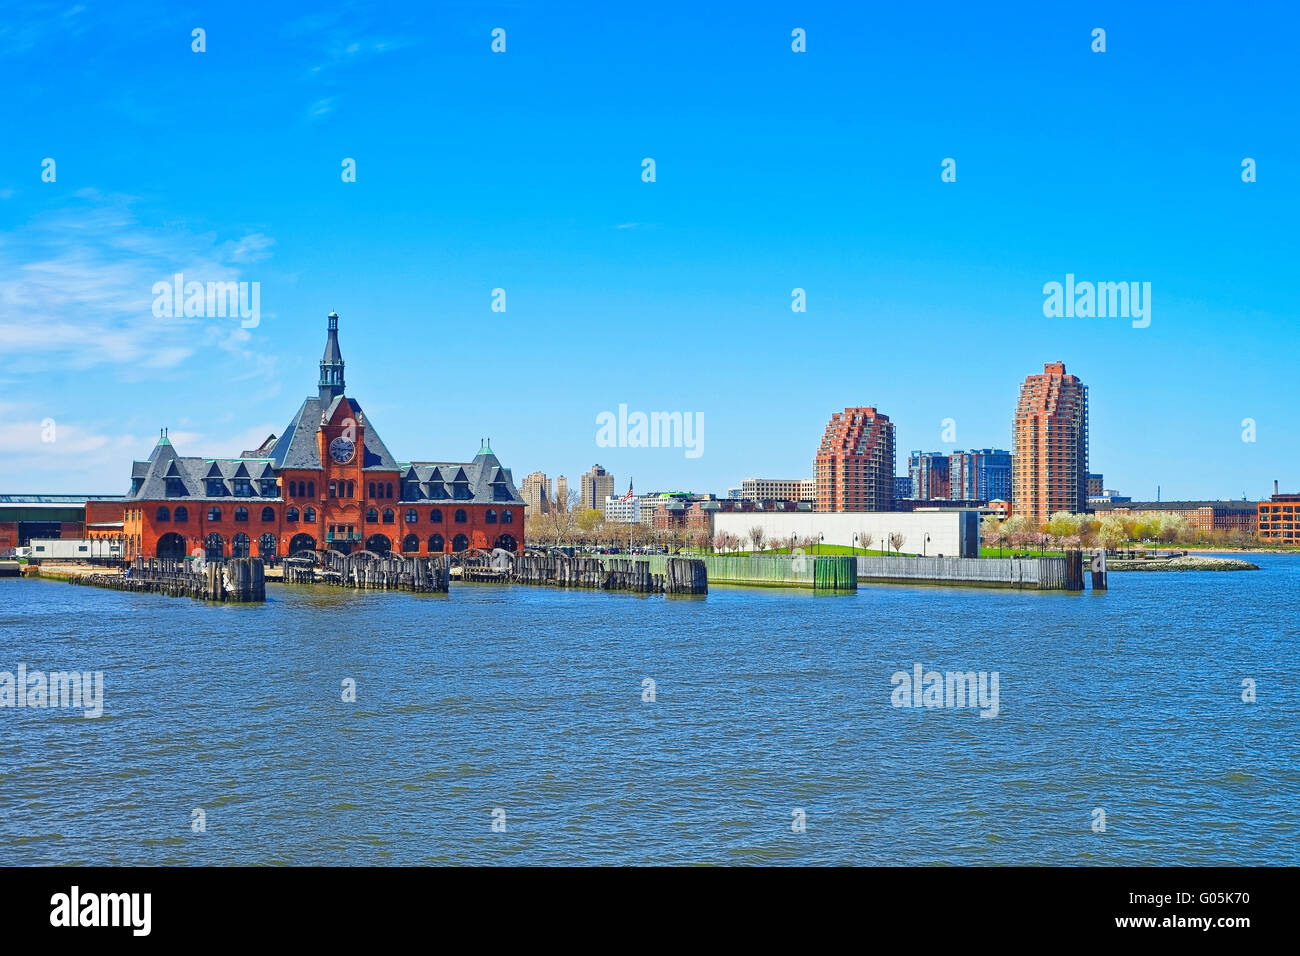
[398,451,524,506]
[267,395,399,471]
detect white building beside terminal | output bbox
[711,509,980,558]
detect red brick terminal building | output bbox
[121,312,524,561]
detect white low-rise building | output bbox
[712,510,979,557]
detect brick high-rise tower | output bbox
[1011,362,1089,526]
[814,407,896,512]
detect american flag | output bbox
[621,479,634,502]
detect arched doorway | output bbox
[156,532,186,560]
[231,532,251,558]
[365,533,391,554]
[401,534,419,553]
[289,533,316,555]
[258,533,277,558]
[204,533,224,561]
[451,534,469,553]
[428,533,445,553]
[493,533,518,553]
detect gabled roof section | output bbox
[269,397,323,471]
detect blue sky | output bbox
[1,1,1296,500]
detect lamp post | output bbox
[818,532,824,555]
[923,532,930,557]
[853,532,859,554]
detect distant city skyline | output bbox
[2,3,1296,499]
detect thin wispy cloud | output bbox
[0,191,279,376]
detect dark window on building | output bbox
[382,509,395,524]
[304,507,316,522]
[260,480,278,496]
[208,506,222,522]
[261,507,275,522]
[452,534,469,552]
[174,506,188,522]
[402,534,419,553]
[386,483,394,499]
[347,481,355,498]
[286,507,299,523]
[454,509,468,524]
[329,481,337,498]
[366,508,378,522]
[233,479,253,496]
[232,533,250,558]
[166,477,185,497]
[405,509,418,524]
[156,506,170,522]
[502,509,514,525]
[289,481,298,497]
[259,533,276,557]
[234,507,249,522]
[485,509,497,524]
[207,478,225,497]
[430,508,443,523]
[307,481,315,497]
[404,482,419,499]
[368,482,375,499]
[428,534,444,553]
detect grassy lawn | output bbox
[979,545,1066,558]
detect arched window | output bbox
[430,508,443,523]
[405,509,418,524]
[382,509,395,524]
[156,506,170,522]
[329,481,337,498]
[173,506,188,522]
[402,534,419,553]
[234,506,249,522]
[303,507,316,522]
[368,482,375,499]
[286,507,299,523]
[289,480,298,497]
[428,534,445,553]
[366,508,378,522]
[232,533,251,558]
[501,509,514,524]
[258,533,276,557]
[485,509,498,524]
[452,534,469,552]
[347,481,355,498]
[386,482,393,499]
[261,507,275,522]
[208,506,222,522]
[205,533,224,560]
[306,481,315,497]
[454,509,468,524]
[493,534,518,553]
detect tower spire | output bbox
[319,311,346,403]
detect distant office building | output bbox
[1087,473,1105,498]
[894,476,913,500]
[908,451,950,500]
[1012,362,1089,525]
[815,407,895,512]
[580,465,614,512]
[740,478,815,502]
[950,449,1012,502]
[604,494,646,524]
[555,475,569,509]
[726,487,742,500]
[521,471,550,515]
[1088,489,1130,505]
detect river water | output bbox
[2,555,1296,865]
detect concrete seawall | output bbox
[855,554,1082,590]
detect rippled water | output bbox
[2,556,1297,865]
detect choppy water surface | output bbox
[2,556,1297,865]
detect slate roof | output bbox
[397,451,524,506]
[266,395,399,471]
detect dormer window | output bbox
[206,478,225,497]
[166,477,185,497]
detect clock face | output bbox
[329,436,355,464]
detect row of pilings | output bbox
[283,549,450,592]
[508,552,707,594]
[67,557,265,602]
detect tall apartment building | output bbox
[814,407,895,512]
[555,475,569,510]
[894,476,913,500]
[1087,473,1104,498]
[950,449,1012,501]
[1258,490,1300,544]
[520,471,551,515]
[908,452,950,500]
[1012,362,1089,525]
[580,464,614,512]
[740,478,815,502]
